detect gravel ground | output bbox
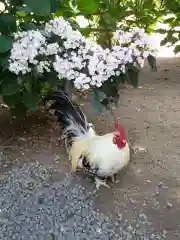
[0,162,167,240]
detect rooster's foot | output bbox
[110,175,119,184]
[95,177,110,190]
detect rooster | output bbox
[44,91,130,189]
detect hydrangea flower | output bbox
[9,31,46,75]
[8,17,156,90]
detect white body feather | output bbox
[86,133,130,177]
[71,128,130,177]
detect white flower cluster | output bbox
[114,27,157,67]
[44,18,73,39]
[8,17,156,90]
[9,31,46,75]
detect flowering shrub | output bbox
[1,17,157,115]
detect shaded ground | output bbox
[0,57,180,239]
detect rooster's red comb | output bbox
[115,123,121,133]
[115,123,126,139]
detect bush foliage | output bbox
[0,0,167,116]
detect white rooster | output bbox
[45,91,130,189]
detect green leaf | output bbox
[0,14,17,35]
[127,69,139,88]
[80,28,91,37]
[0,35,13,53]
[160,37,168,46]
[16,6,32,17]
[143,0,155,9]
[147,54,157,71]
[19,75,33,92]
[17,76,24,85]
[169,36,178,45]
[174,45,180,54]
[108,8,133,22]
[67,19,80,30]
[22,91,40,111]
[155,28,167,34]
[164,17,175,24]
[164,0,180,13]
[24,80,32,92]
[0,53,10,70]
[1,73,20,95]
[9,0,23,6]
[91,90,105,114]
[40,82,52,94]
[20,22,38,31]
[50,0,61,13]
[167,32,178,44]
[55,3,75,18]
[24,0,51,16]
[102,13,117,29]
[76,0,100,14]
[100,80,119,99]
[3,92,22,107]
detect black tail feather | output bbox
[44,91,90,148]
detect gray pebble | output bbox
[127,225,133,232]
[166,202,172,208]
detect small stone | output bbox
[136,224,139,228]
[15,158,19,163]
[96,227,102,233]
[117,213,123,221]
[150,233,155,239]
[133,145,146,153]
[18,137,26,141]
[54,154,61,163]
[166,202,172,208]
[154,201,160,208]
[47,232,56,240]
[130,198,136,204]
[38,197,44,204]
[162,185,168,190]
[162,229,167,237]
[139,213,148,221]
[143,237,149,240]
[158,182,163,187]
[153,189,160,196]
[0,103,8,108]
[144,180,151,184]
[127,225,133,232]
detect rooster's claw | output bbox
[95,177,110,190]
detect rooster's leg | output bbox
[95,177,110,190]
[109,174,119,184]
